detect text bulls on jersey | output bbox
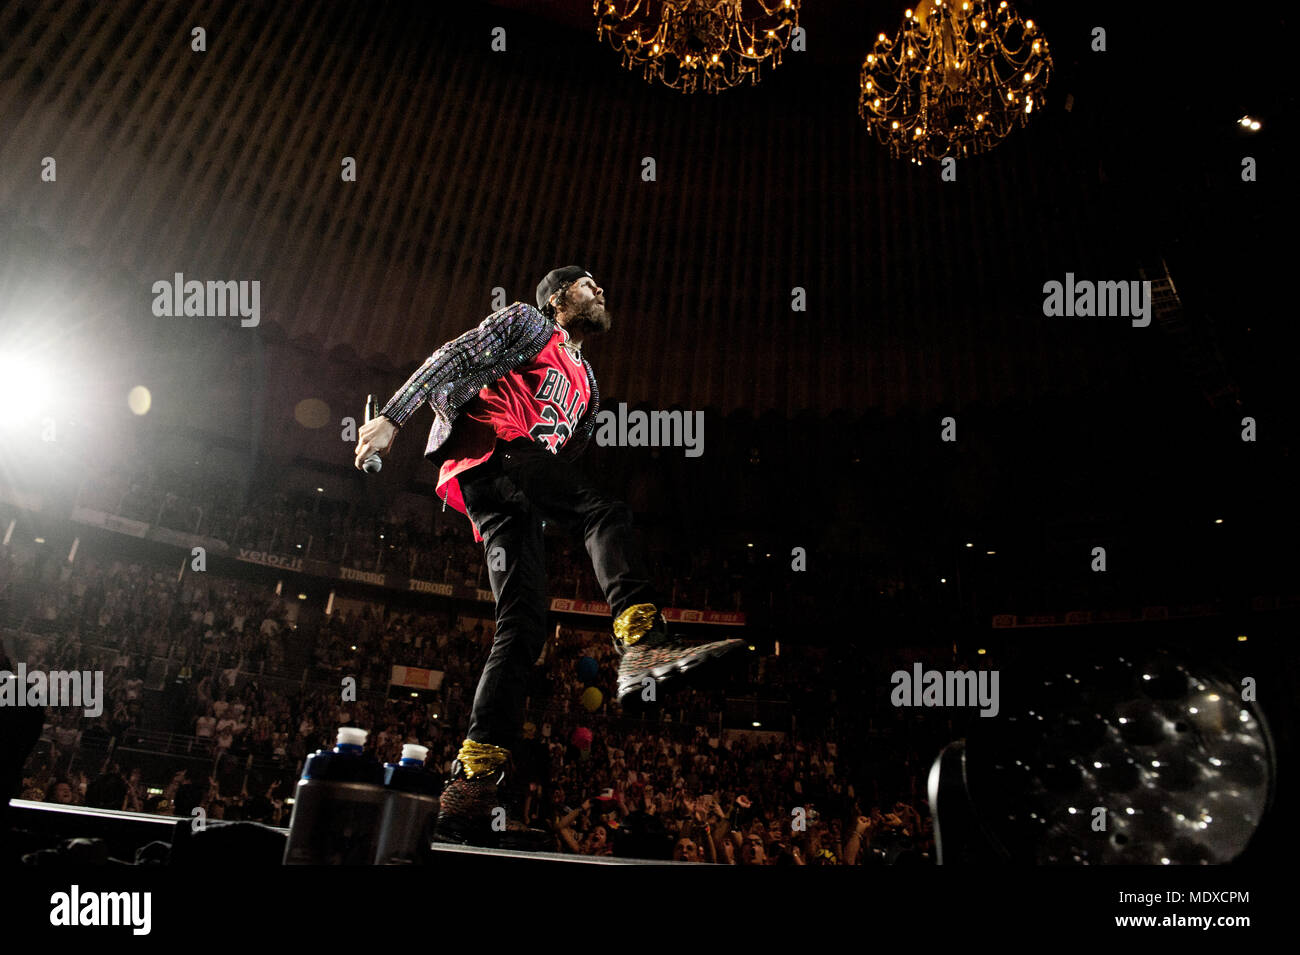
[530,367,586,452]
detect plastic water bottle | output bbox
[283,727,385,865]
[374,743,440,864]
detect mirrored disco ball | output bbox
[965,647,1273,864]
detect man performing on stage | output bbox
[353,266,745,845]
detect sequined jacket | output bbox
[376,301,599,469]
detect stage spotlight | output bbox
[127,385,151,415]
[0,353,54,428]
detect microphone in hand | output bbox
[361,394,383,473]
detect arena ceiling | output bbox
[0,1,1285,417]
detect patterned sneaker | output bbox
[432,756,505,847]
[433,747,553,852]
[611,603,746,707]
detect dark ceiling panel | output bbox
[0,0,1285,418]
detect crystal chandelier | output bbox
[594,0,800,95]
[858,0,1052,163]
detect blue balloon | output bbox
[577,656,599,684]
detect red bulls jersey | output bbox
[434,324,591,541]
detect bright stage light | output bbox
[127,385,152,415]
[0,353,54,427]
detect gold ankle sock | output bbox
[613,603,660,648]
[456,739,510,779]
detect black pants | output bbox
[458,436,661,750]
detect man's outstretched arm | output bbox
[378,301,534,428]
[353,301,534,469]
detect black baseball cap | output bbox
[536,266,594,311]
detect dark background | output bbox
[0,0,1293,884]
[0,0,1292,640]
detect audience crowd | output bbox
[75,465,744,611]
[2,484,941,863]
